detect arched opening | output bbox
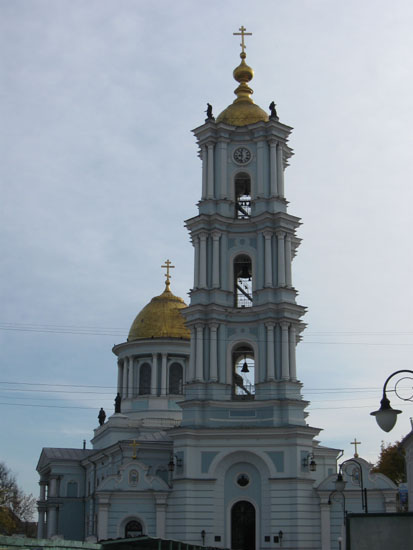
[231,500,255,550]
[169,362,183,394]
[232,344,255,400]
[235,173,251,219]
[138,363,151,395]
[125,520,143,538]
[234,254,253,308]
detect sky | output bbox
[1,0,413,500]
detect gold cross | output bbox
[161,259,175,287]
[233,26,252,54]
[130,440,139,459]
[351,438,361,458]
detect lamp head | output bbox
[370,394,402,432]
[335,472,347,492]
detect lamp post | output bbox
[328,490,346,524]
[370,369,413,432]
[335,459,368,514]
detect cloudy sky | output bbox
[1,0,413,498]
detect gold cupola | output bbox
[216,26,269,127]
[127,260,190,341]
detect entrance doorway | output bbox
[231,500,256,550]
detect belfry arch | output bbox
[233,254,253,307]
[232,343,255,399]
[234,172,251,219]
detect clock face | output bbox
[233,147,251,165]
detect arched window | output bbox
[66,481,78,497]
[138,363,151,395]
[234,254,253,308]
[129,470,139,487]
[125,520,143,538]
[169,362,183,394]
[232,344,255,400]
[235,173,251,219]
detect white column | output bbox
[277,232,286,287]
[37,509,45,538]
[256,141,265,197]
[264,231,273,287]
[155,495,168,538]
[285,234,292,287]
[266,322,275,381]
[320,501,331,550]
[219,140,228,198]
[128,356,134,398]
[122,357,128,398]
[117,360,122,394]
[46,506,57,538]
[289,325,297,380]
[207,143,214,199]
[49,477,57,497]
[151,353,158,395]
[210,324,218,381]
[97,499,110,541]
[189,328,196,382]
[39,481,46,501]
[281,322,289,379]
[161,353,167,395]
[277,144,285,198]
[269,141,278,196]
[193,236,200,288]
[88,498,94,536]
[212,231,221,288]
[199,232,207,288]
[195,324,204,381]
[201,145,207,200]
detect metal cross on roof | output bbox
[161,259,175,286]
[351,438,361,458]
[233,25,252,54]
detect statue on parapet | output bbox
[205,103,214,121]
[269,101,279,120]
[98,408,106,426]
[114,392,121,414]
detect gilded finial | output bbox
[161,259,175,291]
[215,27,268,126]
[231,26,255,105]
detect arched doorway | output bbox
[125,520,143,538]
[231,500,255,550]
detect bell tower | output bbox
[180,28,307,426]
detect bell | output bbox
[241,356,249,373]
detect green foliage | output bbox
[0,462,36,535]
[371,440,406,485]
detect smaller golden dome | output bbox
[216,52,269,127]
[128,282,190,341]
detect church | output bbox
[36,29,397,550]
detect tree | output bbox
[371,440,406,485]
[0,462,36,535]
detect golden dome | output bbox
[216,51,269,127]
[128,282,190,341]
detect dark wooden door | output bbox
[231,500,255,550]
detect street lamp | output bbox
[335,459,368,514]
[370,369,413,432]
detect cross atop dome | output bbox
[233,25,252,55]
[161,259,175,290]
